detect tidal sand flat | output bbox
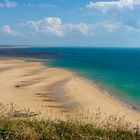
[0,58,140,126]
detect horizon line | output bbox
[0,45,140,48]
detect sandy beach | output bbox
[0,58,140,126]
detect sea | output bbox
[0,46,140,110]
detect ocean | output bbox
[0,47,140,110]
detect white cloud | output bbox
[86,0,140,12]
[1,25,22,36]
[0,1,55,9]
[0,0,17,8]
[91,21,137,35]
[17,17,134,38]
[1,19,135,40]
[27,17,64,37]
[26,17,132,37]
[26,17,94,37]
[27,20,42,32]
[66,23,94,36]
[43,17,64,37]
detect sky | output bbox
[0,0,140,47]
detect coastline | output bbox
[47,62,140,113]
[0,58,140,126]
[75,74,140,113]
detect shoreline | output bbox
[75,74,140,113]
[84,77,140,112]
[0,58,140,126]
[63,69,140,115]
[46,63,140,113]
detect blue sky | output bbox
[0,0,140,47]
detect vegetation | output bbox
[0,118,140,140]
[0,104,139,140]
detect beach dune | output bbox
[0,59,140,126]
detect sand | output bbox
[0,58,140,126]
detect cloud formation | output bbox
[0,0,55,9]
[0,0,17,8]
[26,17,94,37]
[1,25,22,36]
[27,17,64,37]
[1,17,133,39]
[86,0,140,12]
[66,23,94,36]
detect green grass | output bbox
[0,118,139,140]
[0,104,140,140]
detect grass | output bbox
[0,118,140,140]
[0,104,140,140]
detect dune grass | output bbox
[0,104,140,140]
[0,118,140,140]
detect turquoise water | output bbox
[0,47,140,110]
